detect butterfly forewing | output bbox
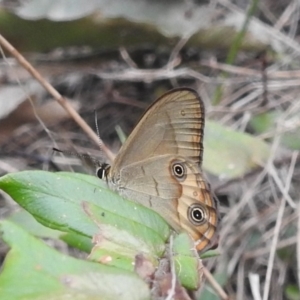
[106,88,218,253]
[111,88,204,173]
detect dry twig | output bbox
[203,266,229,300]
[0,34,115,162]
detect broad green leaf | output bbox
[56,172,169,242]
[9,209,93,252]
[173,233,202,290]
[0,171,207,291]
[204,120,271,179]
[8,209,62,239]
[60,232,93,253]
[88,236,156,271]
[85,201,159,271]
[0,171,170,259]
[0,220,150,300]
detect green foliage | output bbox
[0,171,169,260]
[285,284,300,300]
[173,233,203,290]
[0,171,205,298]
[0,220,150,300]
[203,120,271,179]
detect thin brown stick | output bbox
[0,34,115,162]
[202,266,229,300]
[119,46,138,69]
[201,59,300,79]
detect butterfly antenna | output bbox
[94,110,104,160]
[52,112,109,179]
[52,147,100,170]
[93,110,111,181]
[94,110,108,167]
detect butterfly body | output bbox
[101,88,218,252]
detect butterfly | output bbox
[97,88,218,252]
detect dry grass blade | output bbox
[249,273,262,300]
[202,266,228,300]
[262,197,286,300]
[0,34,115,162]
[263,151,298,300]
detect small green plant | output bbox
[0,171,204,299]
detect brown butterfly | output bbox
[98,88,218,252]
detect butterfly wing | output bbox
[111,88,204,170]
[109,88,218,252]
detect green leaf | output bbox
[89,236,153,271]
[200,249,220,259]
[60,232,93,253]
[0,171,170,263]
[9,209,93,252]
[204,120,271,179]
[0,220,150,300]
[85,201,160,271]
[285,284,300,300]
[0,171,207,292]
[8,209,62,239]
[173,233,202,290]
[250,112,275,133]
